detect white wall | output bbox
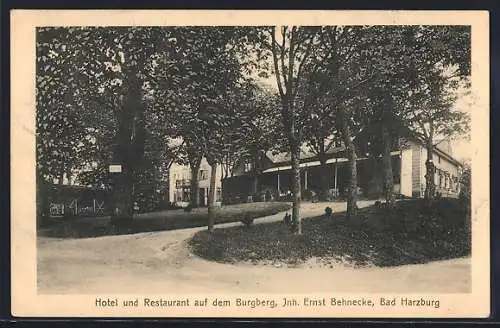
[419,147,461,197]
[168,158,223,204]
[400,148,413,197]
[168,163,191,203]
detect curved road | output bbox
[37,201,471,294]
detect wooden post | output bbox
[334,159,338,196]
[304,168,308,190]
[277,170,280,194]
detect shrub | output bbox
[240,216,254,228]
[40,202,292,239]
[190,199,471,267]
[324,207,333,217]
[459,166,471,210]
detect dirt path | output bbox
[37,201,471,294]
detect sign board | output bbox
[108,164,122,173]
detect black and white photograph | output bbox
[11,10,489,318]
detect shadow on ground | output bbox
[189,198,471,268]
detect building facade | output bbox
[409,141,462,198]
[221,129,463,203]
[168,157,223,207]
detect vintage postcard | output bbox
[11,10,490,318]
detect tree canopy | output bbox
[37,25,471,226]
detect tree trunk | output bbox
[252,154,259,197]
[36,172,49,228]
[340,107,357,218]
[290,138,302,234]
[66,169,72,185]
[190,162,201,208]
[270,26,302,234]
[345,137,358,218]
[207,162,217,231]
[382,124,395,209]
[424,140,436,200]
[110,67,145,224]
[367,155,383,198]
[110,170,134,221]
[58,170,64,185]
[319,158,329,201]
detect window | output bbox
[244,161,252,173]
[438,156,441,164]
[216,187,222,201]
[199,170,208,180]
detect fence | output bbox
[39,184,112,218]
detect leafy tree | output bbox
[296,26,375,217]
[164,27,245,212]
[256,26,325,234]
[228,83,282,196]
[392,26,471,201]
[297,63,340,202]
[36,27,182,221]
[459,163,471,235]
[36,27,102,185]
[351,26,418,208]
[36,27,116,222]
[305,25,471,211]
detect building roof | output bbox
[263,124,462,169]
[265,144,346,165]
[396,124,463,167]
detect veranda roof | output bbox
[261,151,402,173]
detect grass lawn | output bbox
[188,198,471,268]
[39,202,292,239]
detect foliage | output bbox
[189,199,470,267]
[223,82,283,177]
[459,164,471,209]
[36,25,472,221]
[253,26,328,233]
[286,26,471,205]
[36,27,182,186]
[240,215,255,228]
